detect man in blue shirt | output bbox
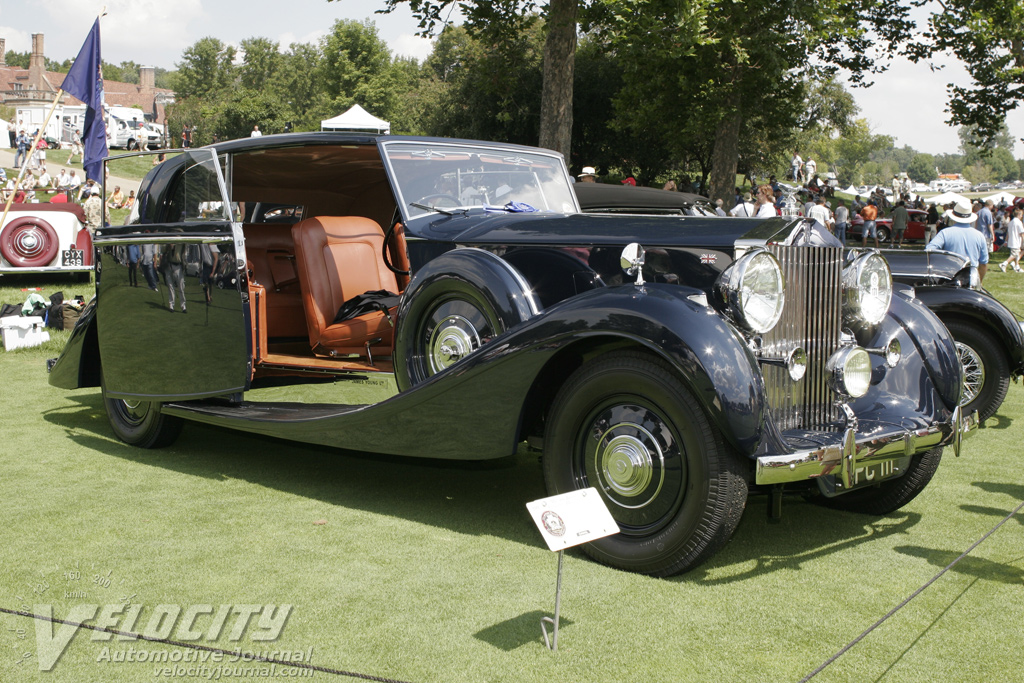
[927,199,989,287]
[976,200,994,251]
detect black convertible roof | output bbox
[573,182,708,212]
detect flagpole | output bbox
[0,88,65,230]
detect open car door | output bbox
[95,149,250,401]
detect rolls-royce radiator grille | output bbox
[762,245,844,431]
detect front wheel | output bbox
[877,225,891,242]
[103,385,183,448]
[542,351,748,576]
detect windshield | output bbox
[383,141,578,219]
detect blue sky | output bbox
[0,0,1020,157]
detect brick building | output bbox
[0,33,174,124]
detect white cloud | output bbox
[389,33,433,62]
[0,26,31,53]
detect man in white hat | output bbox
[926,199,988,286]
[578,166,597,183]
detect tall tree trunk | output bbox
[709,84,743,207]
[539,0,577,159]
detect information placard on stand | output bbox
[526,488,618,651]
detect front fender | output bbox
[914,285,1024,376]
[515,284,771,456]
[47,297,100,389]
[852,291,962,416]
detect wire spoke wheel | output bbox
[956,341,985,405]
[945,320,1009,422]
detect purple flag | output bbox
[61,19,108,183]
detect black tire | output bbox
[394,249,538,389]
[876,225,891,242]
[103,385,183,448]
[815,447,942,514]
[542,351,748,576]
[945,319,1009,422]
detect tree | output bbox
[175,37,236,100]
[908,0,1024,148]
[585,0,916,205]
[238,37,281,91]
[907,153,937,183]
[319,19,400,121]
[366,0,577,158]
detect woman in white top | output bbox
[753,185,778,217]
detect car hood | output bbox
[410,211,804,249]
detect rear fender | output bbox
[47,298,100,389]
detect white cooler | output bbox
[1,315,50,350]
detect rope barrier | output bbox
[799,497,1024,682]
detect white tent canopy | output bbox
[983,191,1019,205]
[320,104,390,134]
[841,185,859,195]
[926,191,970,207]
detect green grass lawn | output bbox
[1,271,1023,682]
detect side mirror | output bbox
[620,243,646,286]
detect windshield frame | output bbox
[380,139,579,222]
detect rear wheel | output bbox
[103,384,183,448]
[945,320,1009,422]
[394,249,538,390]
[543,351,748,576]
[876,225,891,242]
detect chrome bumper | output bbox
[755,405,977,486]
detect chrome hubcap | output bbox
[117,398,150,425]
[429,315,480,373]
[955,341,984,404]
[592,420,665,510]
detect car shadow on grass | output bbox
[683,495,923,585]
[980,413,1014,430]
[45,391,936,580]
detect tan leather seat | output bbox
[291,216,399,357]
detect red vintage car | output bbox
[848,208,929,243]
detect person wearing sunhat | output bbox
[926,198,989,287]
[578,166,597,183]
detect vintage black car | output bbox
[574,184,1024,424]
[49,135,974,577]
[883,249,1024,422]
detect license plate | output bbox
[61,249,85,267]
[849,458,906,488]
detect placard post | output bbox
[526,488,619,652]
[540,550,564,650]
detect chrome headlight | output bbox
[826,346,872,398]
[843,252,892,326]
[720,249,785,334]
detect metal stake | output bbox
[540,550,564,651]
